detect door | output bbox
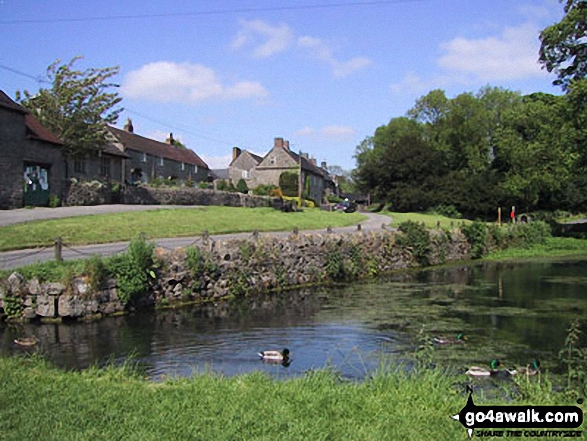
[23,164,50,206]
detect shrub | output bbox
[427,204,461,219]
[197,181,211,189]
[325,248,345,281]
[395,221,432,266]
[252,184,278,196]
[279,172,299,197]
[108,236,155,305]
[461,221,487,259]
[49,194,60,208]
[84,255,108,293]
[236,178,249,194]
[185,246,219,291]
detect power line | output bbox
[0,64,49,84]
[0,0,427,25]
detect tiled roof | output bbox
[0,90,27,114]
[102,143,130,158]
[25,114,63,146]
[109,126,209,169]
[284,149,328,178]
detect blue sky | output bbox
[0,0,565,171]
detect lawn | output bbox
[381,211,473,229]
[0,207,366,252]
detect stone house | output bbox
[228,147,263,187]
[107,119,209,185]
[66,143,129,183]
[0,90,66,209]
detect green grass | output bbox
[381,211,473,229]
[0,356,573,441]
[485,237,587,260]
[0,207,366,252]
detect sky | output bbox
[0,0,566,171]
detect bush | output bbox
[236,178,249,194]
[108,236,155,304]
[461,221,487,259]
[49,194,60,208]
[252,184,278,196]
[427,204,461,219]
[279,172,299,197]
[396,221,432,266]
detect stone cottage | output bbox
[228,147,263,187]
[108,119,209,185]
[0,90,66,209]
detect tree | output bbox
[16,56,123,158]
[539,0,587,90]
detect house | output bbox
[66,142,129,183]
[0,90,66,209]
[107,119,209,185]
[226,137,333,202]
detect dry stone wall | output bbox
[0,229,471,322]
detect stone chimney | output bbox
[274,137,284,149]
[284,140,290,150]
[310,157,317,166]
[321,161,327,170]
[123,118,134,133]
[232,146,241,161]
[166,133,174,145]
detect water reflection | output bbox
[1,257,586,379]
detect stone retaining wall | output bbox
[0,229,471,322]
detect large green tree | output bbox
[16,56,123,158]
[539,0,587,90]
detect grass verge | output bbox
[0,356,575,441]
[485,237,587,260]
[0,207,366,252]
[382,211,472,229]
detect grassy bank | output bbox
[382,211,473,229]
[0,207,366,252]
[0,356,574,441]
[485,237,587,260]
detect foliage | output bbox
[252,183,278,196]
[149,177,179,188]
[539,0,587,90]
[197,181,211,189]
[16,56,123,158]
[3,294,24,319]
[185,246,219,291]
[108,236,155,304]
[461,221,488,259]
[427,205,461,219]
[395,221,432,266]
[83,255,108,293]
[279,171,299,197]
[49,194,60,208]
[281,195,315,208]
[324,248,345,281]
[559,318,587,396]
[216,180,236,192]
[236,178,249,194]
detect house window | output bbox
[242,170,249,179]
[269,156,276,165]
[100,156,111,178]
[141,152,147,163]
[74,155,86,173]
[194,165,198,174]
[158,156,164,166]
[181,162,185,171]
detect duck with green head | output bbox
[433,332,467,345]
[512,360,540,377]
[466,359,505,377]
[258,348,290,363]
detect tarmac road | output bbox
[0,205,392,270]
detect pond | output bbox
[1,257,587,379]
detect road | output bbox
[0,206,392,271]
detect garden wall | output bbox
[0,229,471,322]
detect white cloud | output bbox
[298,35,372,78]
[295,125,356,141]
[122,61,268,103]
[231,19,294,58]
[438,23,547,82]
[200,154,233,169]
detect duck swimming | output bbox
[433,333,467,345]
[258,348,290,363]
[13,337,37,347]
[466,359,503,377]
[513,360,540,377]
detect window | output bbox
[181,162,186,171]
[194,165,198,174]
[158,156,164,166]
[141,152,147,163]
[100,156,111,178]
[269,156,276,165]
[74,155,86,173]
[242,170,249,179]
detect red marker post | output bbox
[510,206,515,223]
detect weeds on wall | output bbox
[395,221,432,266]
[185,246,220,292]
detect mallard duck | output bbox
[466,359,503,377]
[513,360,540,376]
[433,332,467,345]
[14,337,37,347]
[258,348,290,363]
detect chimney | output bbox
[310,157,317,166]
[232,146,241,161]
[274,137,284,149]
[284,140,290,150]
[123,118,134,133]
[321,161,327,170]
[166,133,174,145]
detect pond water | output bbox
[1,257,587,379]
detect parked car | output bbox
[334,199,357,213]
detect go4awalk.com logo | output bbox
[451,387,583,438]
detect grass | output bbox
[485,237,587,260]
[0,206,366,252]
[381,211,473,229]
[0,356,574,441]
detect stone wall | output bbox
[122,186,273,208]
[0,229,471,322]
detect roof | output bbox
[210,168,230,180]
[109,126,209,169]
[284,149,328,178]
[0,90,27,114]
[229,149,263,167]
[102,143,130,158]
[24,114,63,146]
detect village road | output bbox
[0,206,392,270]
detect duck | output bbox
[512,360,540,377]
[13,337,38,347]
[258,348,290,363]
[433,332,467,345]
[465,358,515,377]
